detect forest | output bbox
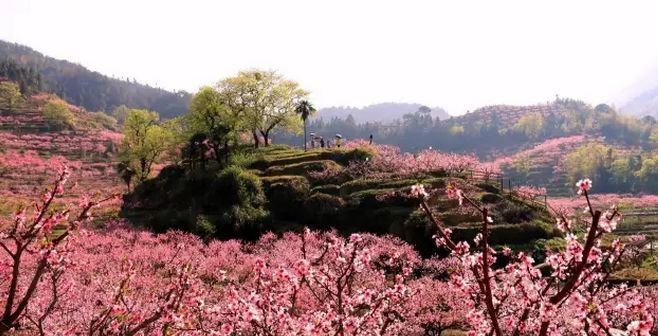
[0,40,191,118]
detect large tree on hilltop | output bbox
[218,70,308,147]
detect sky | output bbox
[2,0,658,114]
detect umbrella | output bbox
[335,134,342,139]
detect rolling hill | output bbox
[0,40,191,118]
[317,103,450,123]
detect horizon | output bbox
[3,0,658,114]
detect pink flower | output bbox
[576,178,592,195]
[410,184,429,199]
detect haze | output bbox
[2,0,658,114]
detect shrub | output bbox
[264,160,342,177]
[302,193,346,229]
[261,175,309,189]
[265,178,310,220]
[496,200,535,223]
[193,215,216,238]
[43,100,76,130]
[214,166,266,207]
[322,147,375,165]
[476,182,500,194]
[125,165,270,240]
[340,179,385,196]
[480,193,502,204]
[311,184,340,195]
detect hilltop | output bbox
[0,40,191,118]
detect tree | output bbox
[0,81,24,112]
[411,180,653,336]
[42,100,75,130]
[187,87,234,163]
[295,100,316,151]
[111,104,130,124]
[514,112,544,140]
[219,70,308,147]
[120,109,174,182]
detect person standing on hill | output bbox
[369,134,373,144]
[320,137,325,148]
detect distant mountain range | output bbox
[0,40,191,118]
[316,103,450,123]
[620,87,658,119]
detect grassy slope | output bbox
[245,145,557,256]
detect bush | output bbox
[311,184,340,196]
[265,178,310,220]
[480,193,502,204]
[496,200,535,224]
[43,100,76,130]
[302,193,346,229]
[321,147,375,165]
[193,215,216,238]
[213,166,266,207]
[340,179,385,196]
[124,165,270,240]
[476,182,500,194]
[261,175,308,189]
[264,160,342,177]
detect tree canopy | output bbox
[120,109,174,181]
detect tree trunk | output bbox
[303,119,307,151]
[252,130,260,148]
[260,129,270,147]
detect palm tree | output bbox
[295,100,316,151]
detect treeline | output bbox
[563,143,658,194]
[275,98,658,158]
[0,40,191,118]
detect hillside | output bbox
[453,103,564,127]
[621,86,658,119]
[317,103,450,123]
[124,143,556,256]
[0,40,191,118]
[0,91,123,220]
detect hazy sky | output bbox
[3,0,658,114]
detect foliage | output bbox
[0,81,24,112]
[1,40,191,118]
[218,70,308,147]
[412,180,655,336]
[302,193,346,228]
[264,177,310,219]
[42,100,76,130]
[514,112,544,139]
[119,108,174,181]
[125,165,269,239]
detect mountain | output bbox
[0,40,190,118]
[620,86,658,119]
[316,103,449,123]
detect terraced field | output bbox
[0,107,123,221]
[245,145,557,256]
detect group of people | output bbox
[308,134,374,149]
[309,134,341,149]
